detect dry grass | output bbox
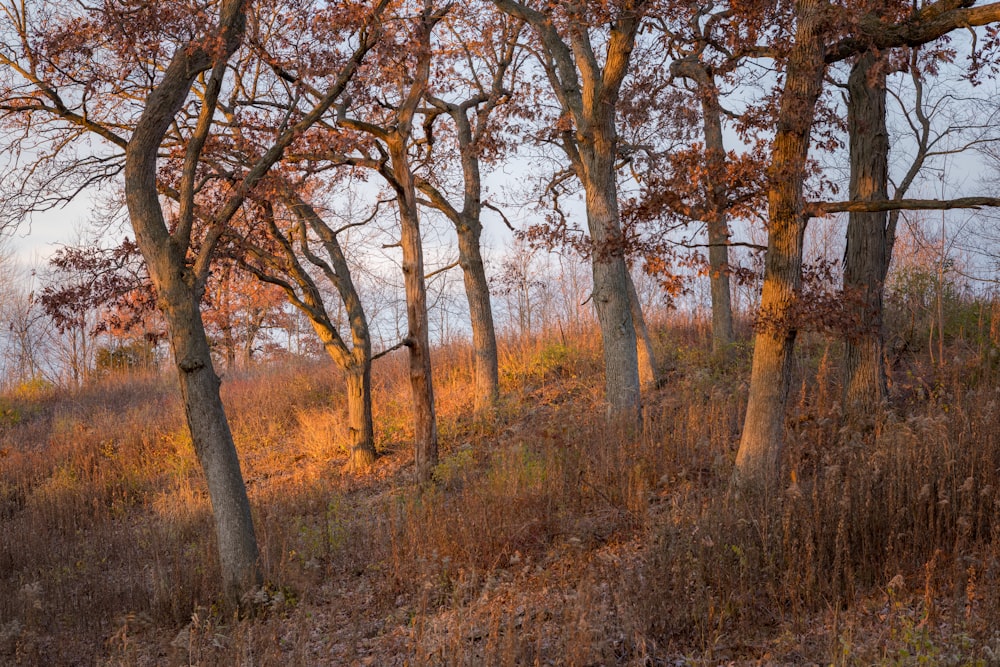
[3,322,1000,664]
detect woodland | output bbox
[6,0,1000,664]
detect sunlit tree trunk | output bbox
[581,147,642,414]
[457,224,500,411]
[626,270,660,387]
[735,0,826,493]
[344,359,375,470]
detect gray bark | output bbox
[458,224,500,411]
[843,51,890,415]
[420,93,502,413]
[491,0,645,417]
[671,56,735,352]
[345,360,376,470]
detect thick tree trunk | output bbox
[843,51,890,415]
[457,224,500,412]
[390,138,439,483]
[166,298,262,602]
[581,138,642,417]
[735,0,826,493]
[344,360,376,471]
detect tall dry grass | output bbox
[3,321,1000,664]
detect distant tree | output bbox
[202,261,286,371]
[490,0,649,418]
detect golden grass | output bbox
[3,321,1000,664]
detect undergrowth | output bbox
[2,322,1000,664]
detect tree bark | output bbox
[165,296,262,601]
[344,360,376,471]
[243,195,379,470]
[457,223,500,412]
[735,0,827,493]
[669,55,735,353]
[842,51,890,415]
[695,62,735,352]
[583,156,642,415]
[390,136,439,482]
[626,270,660,387]
[490,0,644,418]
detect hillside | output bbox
[3,322,1000,665]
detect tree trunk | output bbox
[842,51,890,415]
[344,360,376,471]
[735,0,827,493]
[457,224,500,412]
[626,270,660,387]
[166,297,262,602]
[707,210,735,353]
[700,77,736,353]
[671,56,735,352]
[390,137,439,483]
[581,138,642,418]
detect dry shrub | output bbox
[632,357,1000,663]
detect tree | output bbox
[641,3,771,355]
[0,0,388,603]
[416,4,524,413]
[840,42,1000,415]
[334,0,448,482]
[735,0,1000,492]
[235,191,380,470]
[490,0,648,417]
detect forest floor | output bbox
[4,323,1000,665]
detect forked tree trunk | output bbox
[489,0,644,419]
[390,137,439,483]
[288,196,378,469]
[735,0,826,493]
[420,97,502,414]
[123,0,261,604]
[458,224,500,412]
[344,360,376,470]
[843,51,890,415]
